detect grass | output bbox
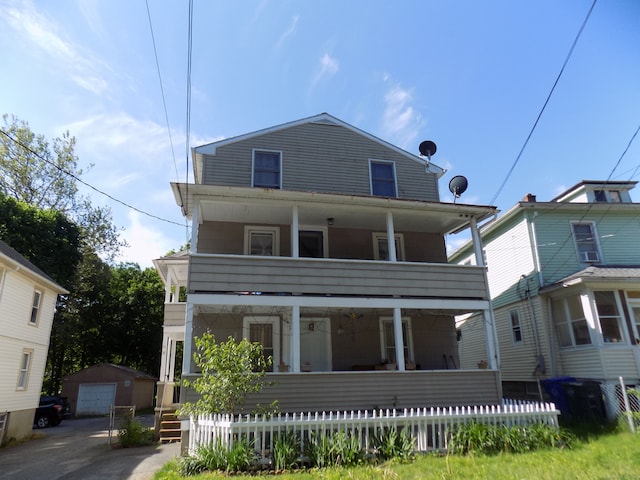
[154,427,640,480]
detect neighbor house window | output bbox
[252,150,282,188]
[372,233,405,261]
[594,291,624,344]
[510,310,523,343]
[17,350,32,390]
[30,290,42,325]
[552,296,592,347]
[244,226,280,256]
[243,317,280,371]
[380,318,413,364]
[572,222,600,263]
[369,160,397,197]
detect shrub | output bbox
[273,430,300,470]
[370,427,415,461]
[226,440,257,472]
[117,414,154,448]
[305,430,365,468]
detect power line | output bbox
[489,0,598,206]
[0,128,185,227]
[145,0,180,183]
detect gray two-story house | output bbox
[450,181,640,418]
[154,113,501,431]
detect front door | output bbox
[299,318,332,371]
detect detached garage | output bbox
[61,363,156,415]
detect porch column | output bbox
[190,203,199,253]
[182,303,194,376]
[470,217,500,370]
[290,304,301,372]
[393,307,405,371]
[164,270,173,303]
[386,211,397,262]
[292,206,299,258]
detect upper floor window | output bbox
[17,350,32,390]
[572,222,600,263]
[552,296,592,347]
[510,310,523,343]
[372,233,405,261]
[244,226,280,256]
[252,150,282,189]
[30,290,42,325]
[594,189,622,203]
[369,160,397,197]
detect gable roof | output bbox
[192,113,446,183]
[63,363,156,380]
[0,239,68,293]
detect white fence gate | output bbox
[189,402,559,456]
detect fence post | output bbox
[619,376,636,434]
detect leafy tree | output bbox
[0,113,125,260]
[180,333,276,415]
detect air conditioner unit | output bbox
[580,251,599,262]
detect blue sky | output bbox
[1,0,639,267]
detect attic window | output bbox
[369,160,397,197]
[252,150,281,189]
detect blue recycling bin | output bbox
[541,376,576,418]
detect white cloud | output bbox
[3,0,109,94]
[276,14,299,49]
[381,84,424,150]
[116,210,185,268]
[310,53,339,90]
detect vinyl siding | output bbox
[456,313,489,369]
[557,349,605,378]
[202,122,439,201]
[182,370,501,413]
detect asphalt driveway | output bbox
[0,415,180,480]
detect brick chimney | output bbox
[522,193,537,202]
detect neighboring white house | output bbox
[450,181,640,420]
[154,113,503,443]
[0,239,68,444]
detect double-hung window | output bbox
[372,233,405,261]
[369,160,397,197]
[552,296,592,347]
[252,150,281,188]
[594,291,624,344]
[510,310,523,343]
[30,290,42,325]
[243,317,280,371]
[244,226,279,256]
[572,222,600,263]
[17,350,32,390]
[379,318,413,364]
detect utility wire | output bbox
[185,0,193,184]
[489,0,598,206]
[145,0,180,183]
[0,128,185,227]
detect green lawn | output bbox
[154,429,640,480]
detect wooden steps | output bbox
[159,411,181,444]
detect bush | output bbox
[370,427,415,461]
[448,421,573,455]
[305,430,365,468]
[273,430,300,470]
[117,415,154,448]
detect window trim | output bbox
[252,149,282,189]
[244,226,280,256]
[571,221,601,264]
[17,349,33,390]
[592,290,627,345]
[372,232,405,261]
[243,316,281,368]
[29,289,42,325]
[379,317,414,364]
[552,295,593,348]
[510,310,523,344]
[369,159,398,197]
[298,226,329,258]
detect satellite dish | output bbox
[419,140,437,157]
[449,175,468,202]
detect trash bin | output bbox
[541,376,576,418]
[562,381,606,423]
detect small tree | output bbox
[179,333,276,415]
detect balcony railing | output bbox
[188,254,488,300]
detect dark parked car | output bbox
[34,396,70,428]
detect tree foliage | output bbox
[180,333,275,416]
[0,113,125,260]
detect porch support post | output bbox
[292,206,299,258]
[393,307,405,371]
[190,203,199,253]
[470,217,500,370]
[291,304,301,372]
[164,270,173,303]
[386,211,397,262]
[159,334,171,382]
[182,303,194,376]
[168,337,177,382]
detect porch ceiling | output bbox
[172,183,497,235]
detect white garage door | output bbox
[76,383,117,415]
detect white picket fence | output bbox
[189,401,559,455]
